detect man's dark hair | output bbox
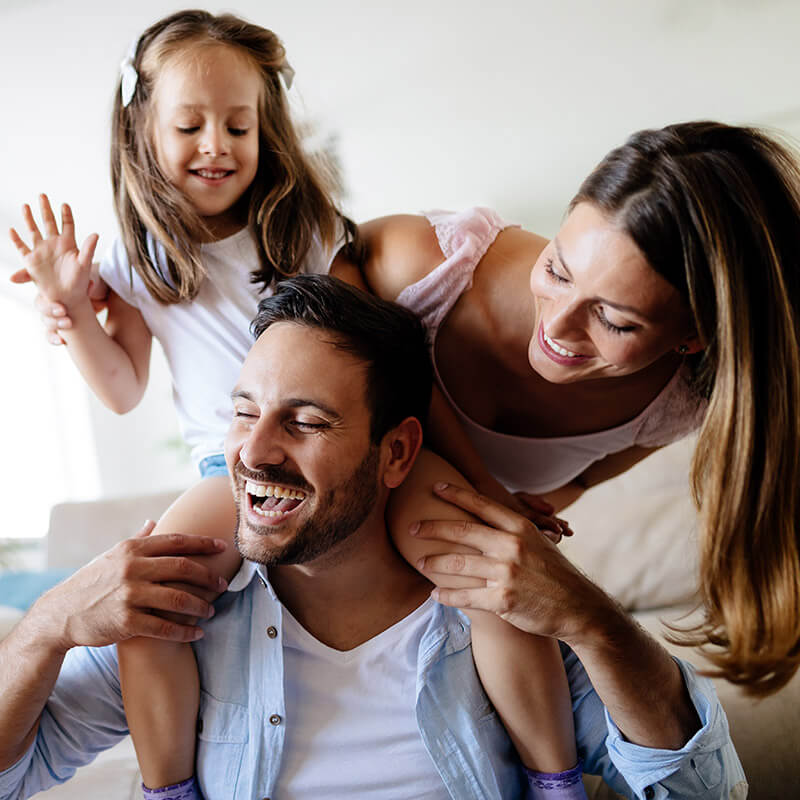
[251,275,433,442]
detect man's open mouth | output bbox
[246,480,307,518]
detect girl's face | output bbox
[151,45,261,239]
[528,202,697,384]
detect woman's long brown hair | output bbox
[574,121,800,696]
[111,9,359,304]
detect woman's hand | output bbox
[412,482,603,645]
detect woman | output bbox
[355,121,800,701]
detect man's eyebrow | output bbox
[230,390,342,419]
[285,398,342,419]
[553,238,646,317]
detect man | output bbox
[0,276,745,799]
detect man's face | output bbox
[225,322,382,566]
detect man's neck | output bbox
[267,518,432,652]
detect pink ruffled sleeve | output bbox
[395,208,514,336]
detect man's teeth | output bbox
[544,332,582,358]
[246,480,306,500]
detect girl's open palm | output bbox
[9,194,99,309]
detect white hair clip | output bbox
[120,39,139,107]
[279,61,295,91]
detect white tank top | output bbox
[396,208,706,494]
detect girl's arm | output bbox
[9,196,152,413]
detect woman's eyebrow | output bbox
[553,238,648,317]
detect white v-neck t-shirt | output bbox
[273,597,450,799]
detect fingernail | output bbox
[217,577,228,590]
[206,606,215,618]
[416,557,425,570]
[409,522,419,535]
[433,481,449,491]
[430,588,440,601]
[193,629,205,640]
[213,538,227,549]
[56,320,69,328]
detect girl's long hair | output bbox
[573,121,800,696]
[111,9,360,303]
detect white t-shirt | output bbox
[99,228,340,467]
[274,597,450,799]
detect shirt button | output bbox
[644,787,654,799]
[269,714,282,726]
[266,626,278,639]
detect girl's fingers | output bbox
[9,229,31,258]
[39,194,59,237]
[61,203,75,241]
[432,482,527,533]
[78,232,99,267]
[22,204,43,244]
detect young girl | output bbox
[10,8,354,798]
[10,9,585,800]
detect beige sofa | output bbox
[4,438,799,798]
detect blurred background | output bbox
[2,0,800,552]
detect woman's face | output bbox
[528,202,697,384]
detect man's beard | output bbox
[233,445,380,566]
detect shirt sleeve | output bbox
[564,646,748,799]
[0,645,128,800]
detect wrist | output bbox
[25,590,74,657]
[558,581,626,653]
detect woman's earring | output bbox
[677,344,689,355]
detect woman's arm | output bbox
[545,445,662,512]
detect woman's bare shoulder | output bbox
[359,214,444,301]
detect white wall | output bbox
[2,0,800,535]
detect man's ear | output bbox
[380,417,424,489]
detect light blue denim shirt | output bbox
[1,562,747,800]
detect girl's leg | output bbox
[117,475,241,790]
[388,449,579,773]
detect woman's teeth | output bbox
[543,332,582,358]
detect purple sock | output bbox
[142,776,203,800]
[526,760,587,800]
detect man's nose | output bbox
[239,420,287,470]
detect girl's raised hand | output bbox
[9,195,99,312]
